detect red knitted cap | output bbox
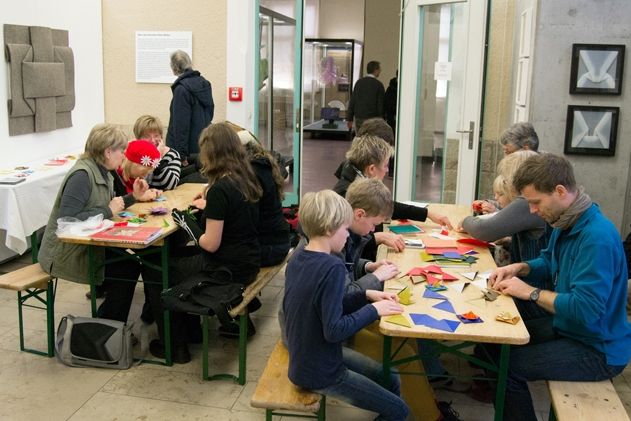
[125,140,160,168]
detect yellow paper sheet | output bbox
[385,314,412,328]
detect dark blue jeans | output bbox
[502,317,625,421]
[314,347,409,421]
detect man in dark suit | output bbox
[346,61,385,132]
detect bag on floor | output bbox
[55,315,133,369]
[161,266,244,326]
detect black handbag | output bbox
[161,267,244,326]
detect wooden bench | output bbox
[548,379,630,421]
[251,340,325,421]
[202,253,291,384]
[0,263,56,357]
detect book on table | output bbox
[90,226,163,244]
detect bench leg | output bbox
[16,279,56,357]
[548,404,557,421]
[238,312,248,385]
[317,395,326,421]
[265,409,272,421]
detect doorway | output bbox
[396,0,488,205]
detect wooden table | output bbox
[58,183,204,365]
[379,204,530,421]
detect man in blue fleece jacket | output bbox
[490,153,631,421]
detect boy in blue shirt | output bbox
[490,153,631,421]
[283,189,409,421]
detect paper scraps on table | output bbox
[423,289,448,300]
[410,275,426,284]
[425,284,448,292]
[448,282,468,294]
[14,166,29,170]
[471,278,488,290]
[118,211,135,218]
[397,286,413,305]
[389,224,424,234]
[460,271,478,281]
[496,312,521,325]
[162,218,170,228]
[440,226,449,236]
[127,217,147,224]
[113,221,128,227]
[149,206,168,215]
[482,289,499,301]
[457,238,493,247]
[154,195,167,202]
[433,300,456,314]
[409,313,460,332]
[386,314,412,328]
[45,158,68,166]
[456,311,483,324]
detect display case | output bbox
[303,38,363,134]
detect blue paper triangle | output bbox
[433,300,456,314]
[423,289,447,300]
[443,251,462,259]
[409,313,460,332]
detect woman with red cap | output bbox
[113,139,163,201]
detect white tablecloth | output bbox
[0,159,75,254]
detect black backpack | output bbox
[161,267,244,326]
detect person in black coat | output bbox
[166,50,214,175]
[346,61,385,132]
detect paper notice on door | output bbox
[434,62,453,81]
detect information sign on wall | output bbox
[135,31,192,83]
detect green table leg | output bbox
[382,335,393,389]
[88,245,97,317]
[161,242,172,366]
[494,344,510,421]
[46,279,55,357]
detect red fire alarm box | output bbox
[228,87,243,101]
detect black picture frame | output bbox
[564,105,619,156]
[569,44,625,95]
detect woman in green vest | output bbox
[39,124,151,323]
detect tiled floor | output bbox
[2,253,631,421]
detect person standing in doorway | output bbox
[346,61,385,133]
[166,50,214,179]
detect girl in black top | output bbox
[243,139,290,267]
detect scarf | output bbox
[550,186,592,230]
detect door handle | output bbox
[456,121,475,150]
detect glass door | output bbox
[396,0,487,205]
[257,2,303,205]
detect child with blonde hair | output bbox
[283,189,409,421]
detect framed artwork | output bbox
[569,44,625,95]
[564,105,619,156]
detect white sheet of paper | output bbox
[449,282,467,294]
[460,271,478,281]
[471,278,488,290]
[429,232,457,241]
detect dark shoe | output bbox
[218,316,256,339]
[437,401,463,421]
[149,339,191,364]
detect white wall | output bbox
[0,0,104,167]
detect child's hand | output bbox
[375,232,405,252]
[371,300,404,316]
[366,290,399,303]
[132,178,149,200]
[192,198,206,209]
[372,263,400,282]
[365,259,393,272]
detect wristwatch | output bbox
[529,288,541,302]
